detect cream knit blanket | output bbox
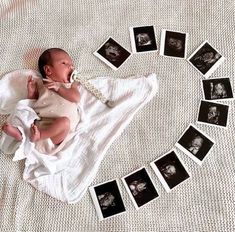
[0,0,234,231]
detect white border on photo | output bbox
[160,29,189,59]
[196,100,230,128]
[201,77,234,101]
[150,149,191,193]
[89,179,126,221]
[129,25,158,54]
[121,166,159,210]
[93,36,132,71]
[175,123,215,166]
[187,40,225,78]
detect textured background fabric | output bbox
[0,0,234,231]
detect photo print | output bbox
[188,41,225,78]
[160,29,188,58]
[129,25,158,53]
[197,100,229,128]
[121,167,159,210]
[89,179,126,221]
[94,37,131,70]
[201,77,234,101]
[175,124,215,165]
[150,150,190,193]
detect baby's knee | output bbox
[60,117,70,130]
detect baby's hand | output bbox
[27,75,36,88]
[27,75,38,99]
[43,79,61,92]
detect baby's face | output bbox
[202,52,214,62]
[98,192,115,208]
[208,106,219,118]
[168,38,183,51]
[105,44,121,61]
[136,33,151,46]
[162,164,176,179]
[214,83,224,95]
[191,136,203,148]
[136,182,147,192]
[48,51,74,83]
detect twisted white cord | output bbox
[70,70,114,107]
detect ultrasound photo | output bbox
[89,179,126,220]
[122,167,159,209]
[130,26,158,53]
[176,124,215,165]
[202,77,234,101]
[188,41,225,78]
[197,100,229,128]
[150,150,190,192]
[160,29,188,58]
[94,37,131,70]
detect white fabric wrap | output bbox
[0,69,158,203]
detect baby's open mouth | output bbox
[67,71,73,82]
[109,52,117,57]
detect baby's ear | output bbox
[43,65,52,76]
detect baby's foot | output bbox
[30,124,41,142]
[2,123,22,141]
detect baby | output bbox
[136,33,152,46]
[207,105,220,124]
[104,42,121,62]
[193,49,221,74]
[167,37,183,52]
[187,135,204,155]
[2,48,80,146]
[98,192,116,210]
[211,82,227,99]
[160,164,177,179]
[129,180,147,196]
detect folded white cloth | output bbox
[0,69,158,203]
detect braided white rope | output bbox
[70,70,115,108]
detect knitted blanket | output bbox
[0,0,234,231]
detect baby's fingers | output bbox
[28,75,33,82]
[44,82,52,88]
[42,78,52,83]
[45,83,56,89]
[45,82,60,91]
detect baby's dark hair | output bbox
[38,48,67,78]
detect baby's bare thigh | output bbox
[35,117,55,130]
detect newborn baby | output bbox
[2,48,80,146]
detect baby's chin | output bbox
[61,75,70,83]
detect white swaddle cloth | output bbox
[0,69,158,203]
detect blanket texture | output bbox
[0,0,234,231]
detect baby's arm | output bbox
[45,81,80,103]
[27,76,39,99]
[57,82,80,103]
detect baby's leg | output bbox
[2,123,23,141]
[30,117,70,145]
